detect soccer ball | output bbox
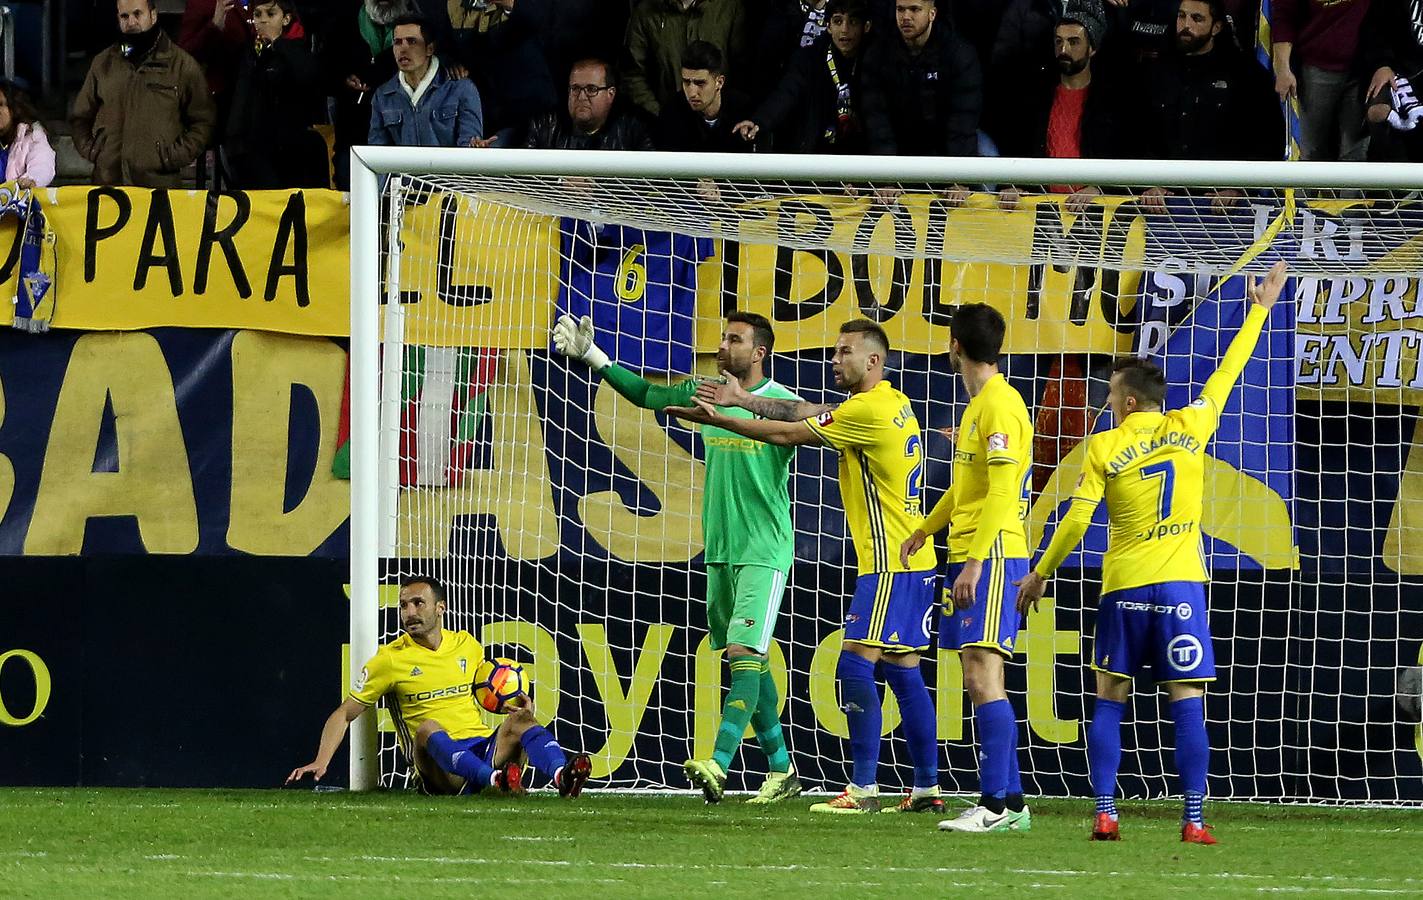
[472,657,530,712]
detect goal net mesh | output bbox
[365,166,1423,804]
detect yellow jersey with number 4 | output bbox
[350,629,492,751]
[1071,400,1220,594]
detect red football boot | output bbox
[1181,822,1218,845]
[1090,813,1121,841]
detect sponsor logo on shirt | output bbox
[403,683,472,702]
[353,666,369,692]
[987,432,1009,453]
[815,410,834,427]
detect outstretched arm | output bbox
[287,697,367,784]
[1199,261,1286,412]
[667,398,822,446]
[695,372,830,421]
[552,313,697,411]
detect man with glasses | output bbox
[524,57,654,150]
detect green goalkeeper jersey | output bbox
[602,364,798,569]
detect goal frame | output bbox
[347,147,1423,792]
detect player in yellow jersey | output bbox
[674,319,942,815]
[901,303,1034,834]
[1015,261,1287,845]
[287,575,591,796]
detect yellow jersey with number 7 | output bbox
[1068,397,1223,594]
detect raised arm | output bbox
[1199,261,1286,413]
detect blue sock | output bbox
[974,699,1015,804]
[1171,696,1209,825]
[882,662,938,790]
[1089,698,1126,819]
[836,651,881,788]
[1004,711,1024,809]
[425,730,494,788]
[519,725,568,782]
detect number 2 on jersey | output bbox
[1139,460,1176,521]
[904,434,924,512]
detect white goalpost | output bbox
[349,147,1423,803]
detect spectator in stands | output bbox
[1104,0,1176,64]
[1271,0,1374,161]
[369,16,483,146]
[1360,0,1423,161]
[179,0,250,105]
[751,0,831,102]
[733,0,871,154]
[222,0,328,187]
[623,0,747,117]
[524,58,655,150]
[860,0,982,157]
[0,80,56,189]
[448,0,557,147]
[997,1,1119,210]
[71,0,217,187]
[654,41,753,151]
[1133,0,1282,210]
[992,0,1064,77]
[324,0,461,187]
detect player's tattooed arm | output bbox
[694,372,829,421]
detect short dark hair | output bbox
[826,0,870,19]
[949,303,1005,364]
[840,318,891,356]
[681,40,725,76]
[1111,357,1167,408]
[727,311,775,354]
[391,14,435,46]
[570,56,618,90]
[400,574,447,604]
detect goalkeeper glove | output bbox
[552,314,610,371]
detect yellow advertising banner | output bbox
[695,193,1145,355]
[0,187,1146,356]
[0,186,352,335]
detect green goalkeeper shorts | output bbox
[705,563,790,654]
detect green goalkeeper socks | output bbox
[751,660,791,774]
[712,656,765,771]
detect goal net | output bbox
[349,150,1423,804]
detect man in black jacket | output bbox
[859,0,981,157]
[1133,0,1282,211]
[524,57,655,150]
[734,0,872,154]
[654,40,754,151]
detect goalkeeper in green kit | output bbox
[552,311,809,804]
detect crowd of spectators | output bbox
[45,0,1423,193]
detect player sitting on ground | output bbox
[287,575,591,797]
[673,319,942,815]
[902,302,1034,834]
[1015,261,1287,845]
[552,311,803,804]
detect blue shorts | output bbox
[1094,582,1216,682]
[939,557,1028,657]
[422,731,500,795]
[843,570,939,652]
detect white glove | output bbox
[551,313,610,371]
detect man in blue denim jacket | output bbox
[369,15,483,147]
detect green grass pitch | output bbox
[3,789,1420,898]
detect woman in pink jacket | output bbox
[0,80,56,188]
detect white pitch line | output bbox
[332,854,1419,889]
